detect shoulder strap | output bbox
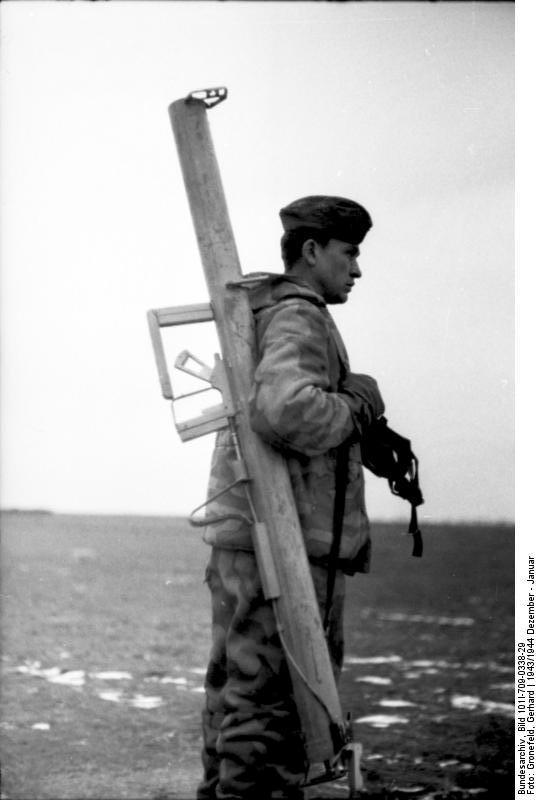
[323,321,352,631]
[323,441,351,632]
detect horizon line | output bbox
[0,507,515,527]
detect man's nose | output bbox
[351,261,362,278]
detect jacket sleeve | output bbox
[249,299,361,457]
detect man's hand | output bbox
[361,417,424,507]
[339,373,385,435]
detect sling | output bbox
[324,442,351,632]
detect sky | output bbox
[1,1,517,523]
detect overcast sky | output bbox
[1,2,516,523]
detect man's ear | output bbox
[301,238,318,267]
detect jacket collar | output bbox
[242,272,326,312]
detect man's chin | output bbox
[326,290,350,305]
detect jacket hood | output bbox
[241,272,326,314]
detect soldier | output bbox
[197,196,385,800]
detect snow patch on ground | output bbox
[451,694,514,717]
[379,612,475,626]
[354,675,392,685]
[91,671,133,681]
[130,694,164,709]
[98,689,123,703]
[12,660,205,708]
[16,663,85,687]
[344,655,402,665]
[354,714,409,728]
[379,699,416,708]
[97,690,164,709]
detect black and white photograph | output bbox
[0,1,522,798]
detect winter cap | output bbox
[279,195,372,244]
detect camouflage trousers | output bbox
[197,547,345,800]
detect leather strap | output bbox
[323,442,351,632]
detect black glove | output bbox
[361,416,424,507]
[361,416,424,558]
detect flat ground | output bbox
[0,513,514,799]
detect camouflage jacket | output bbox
[202,273,372,574]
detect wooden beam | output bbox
[168,93,344,764]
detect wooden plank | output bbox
[154,303,213,327]
[168,94,344,764]
[147,310,174,400]
[176,404,230,441]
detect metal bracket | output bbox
[186,87,228,108]
[344,741,364,796]
[188,456,253,529]
[302,718,364,796]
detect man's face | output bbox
[310,238,362,304]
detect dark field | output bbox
[0,513,514,800]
